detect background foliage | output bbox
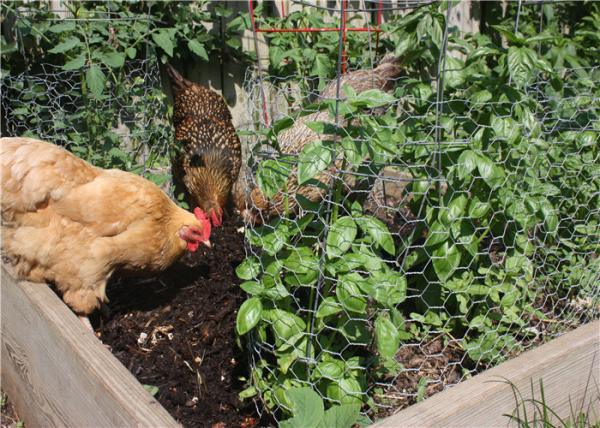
[239,1,599,424]
[1,1,598,425]
[1,0,250,189]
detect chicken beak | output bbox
[203,240,212,249]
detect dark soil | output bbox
[371,335,467,419]
[95,218,263,428]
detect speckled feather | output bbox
[167,64,232,125]
[167,65,241,219]
[235,54,403,224]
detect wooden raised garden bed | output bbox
[2,264,598,427]
[0,265,178,427]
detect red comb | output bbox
[193,207,212,241]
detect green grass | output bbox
[501,357,600,428]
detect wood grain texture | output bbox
[373,320,600,427]
[0,266,178,428]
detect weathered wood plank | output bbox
[0,266,178,428]
[373,320,600,427]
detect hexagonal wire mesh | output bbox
[1,59,174,194]
[0,0,597,423]
[239,1,599,423]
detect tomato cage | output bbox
[246,0,436,127]
[239,1,600,425]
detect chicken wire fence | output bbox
[1,59,175,194]
[0,0,597,423]
[239,5,600,423]
[242,64,600,421]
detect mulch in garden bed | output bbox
[370,335,468,419]
[94,217,265,428]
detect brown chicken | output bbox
[167,64,241,227]
[1,137,212,328]
[235,54,403,224]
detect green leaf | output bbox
[62,53,86,70]
[100,51,125,68]
[152,30,174,57]
[239,386,258,400]
[356,216,395,255]
[491,116,520,144]
[312,53,331,77]
[316,358,345,380]
[48,37,81,54]
[432,242,461,282]
[305,121,338,135]
[353,89,396,108]
[424,220,450,247]
[188,39,209,61]
[470,89,493,104]
[375,313,400,359]
[341,137,363,166]
[49,22,77,33]
[372,270,407,308]
[125,47,137,59]
[143,384,159,396]
[236,257,260,280]
[266,309,306,342]
[236,297,262,335]
[227,15,248,32]
[86,65,105,98]
[342,83,357,99]
[457,149,478,181]
[284,247,319,274]
[257,159,291,198]
[467,46,500,63]
[264,283,291,300]
[491,25,527,45]
[477,154,504,188]
[326,217,357,259]
[326,378,362,405]
[317,404,361,428]
[453,221,478,257]
[429,17,443,48]
[468,196,491,219]
[444,194,468,223]
[226,38,241,50]
[327,252,366,275]
[416,14,432,41]
[336,274,367,314]
[297,140,332,185]
[239,281,264,295]
[541,202,559,234]
[507,46,537,87]
[260,224,288,256]
[444,56,466,89]
[394,32,415,57]
[416,377,427,402]
[316,297,343,318]
[281,387,324,428]
[285,270,318,288]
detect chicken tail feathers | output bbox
[376,53,404,79]
[166,64,192,92]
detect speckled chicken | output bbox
[167,64,241,227]
[234,54,403,224]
